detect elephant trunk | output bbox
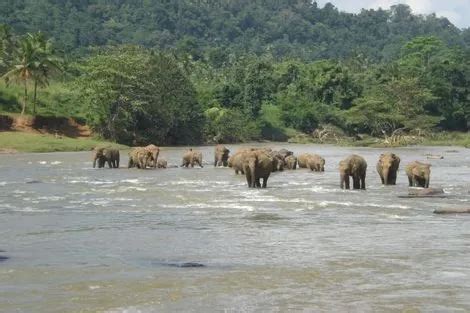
[425,174,430,188]
[249,162,256,188]
[383,167,390,185]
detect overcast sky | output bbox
[315,0,470,28]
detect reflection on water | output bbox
[1,144,470,312]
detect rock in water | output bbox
[408,187,444,197]
[434,208,470,214]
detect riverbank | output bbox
[0,132,126,153]
[1,130,470,153]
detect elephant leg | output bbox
[408,176,413,187]
[93,158,97,168]
[344,177,350,190]
[411,177,417,187]
[223,160,228,167]
[255,178,261,188]
[214,157,218,167]
[379,173,384,184]
[352,176,360,189]
[262,177,268,188]
[361,174,366,190]
[246,173,252,188]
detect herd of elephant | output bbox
[92,144,432,190]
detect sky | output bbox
[315,0,470,28]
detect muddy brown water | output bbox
[1,144,470,312]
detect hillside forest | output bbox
[1,0,470,145]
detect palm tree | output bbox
[1,34,38,115]
[1,32,62,115]
[30,32,63,114]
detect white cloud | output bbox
[315,0,470,28]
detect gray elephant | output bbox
[228,149,248,174]
[284,155,297,170]
[181,149,203,168]
[157,158,168,169]
[405,161,431,188]
[376,152,400,185]
[92,147,120,168]
[278,148,293,160]
[242,150,274,188]
[297,153,311,168]
[144,144,160,168]
[128,147,152,169]
[214,145,230,167]
[268,151,285,172]
[307,154,325,172]
[339,154,367,190]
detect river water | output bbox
[1,144,470,312]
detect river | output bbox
[1,144,470,312]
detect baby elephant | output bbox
[181,149,203,168]
[376,152,400,185]
[128,147,152,169]
[339,154,367,190]
[405,161,431,188]
[157,158,168,169]
[92,147,120,168]
[284,155,297,170]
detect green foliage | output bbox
[0,1,466,62]
[2,2,470,146]
[75,47,203,145]
[204,106,260,143]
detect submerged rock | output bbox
[408,187,445,197]
[434,208,470,214]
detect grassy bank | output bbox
[0,132,127,153]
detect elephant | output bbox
[242,150,274,188]
[268,151,285,172]
[376,153,400,185]
[307,154,325,172]
[297,153,313,168]
[128,147,152,169]
[339,154,367,190]
[214,145,230,167]
[181,149,203,168]
[157,158,168,168]
[228,149,249,174]
[144,144,160,168]
[298,153,324,171]
[284,155,297,170]
[278,148,293,160]
[92,147,120,168]
[405,161,431,188]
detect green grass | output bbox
[0,132,127,153]
[0,81,85,118]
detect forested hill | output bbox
[1,0,469,61]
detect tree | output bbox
[29,32,63,114]
[1,31,62,115]
[76,47,204,145]
[2,33,38,114]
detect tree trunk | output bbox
[21,81,28,115]
[33,80,38,115]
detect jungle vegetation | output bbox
[1,1,470,145]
